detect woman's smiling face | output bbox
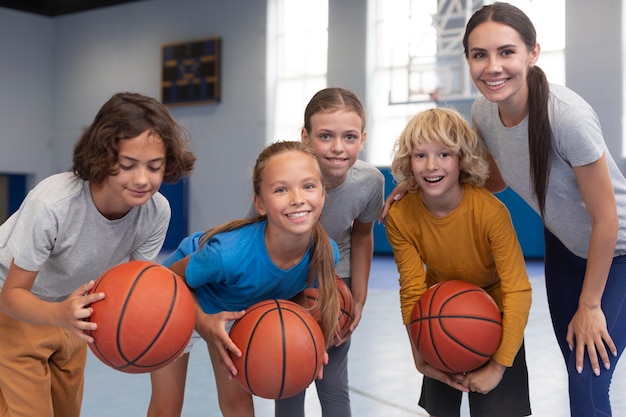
[466,20,539,108]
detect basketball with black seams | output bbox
[86,260,195,373]
[409,280,502,373]
[228,299,325,399]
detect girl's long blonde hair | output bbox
[199,141,340,347]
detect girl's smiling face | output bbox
[302,109,365,189]
[253,150,325,237]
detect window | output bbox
[267,0,565,165]
[266,0,328,144]
[367,0,565,166]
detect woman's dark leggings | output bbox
[544,229,626,417]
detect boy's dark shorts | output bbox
[418,341,532,417]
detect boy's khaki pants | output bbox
[0,310,86,417]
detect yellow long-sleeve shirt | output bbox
[385,184,532,367]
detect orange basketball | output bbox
[409,280,502,373]
[86,260,195,374]
[304,275,355,343]
[228,299,325,399]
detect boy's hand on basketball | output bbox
[459,359,505,395]
[567,304,616,376]
[378,183,407,223]
[426,366,469,393]
[413,351,469,393]
[64,280,105,343]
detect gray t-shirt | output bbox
[321,159,385,278]
[472,83,626,258]
[0,172,171,301]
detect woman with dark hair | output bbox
[463,3,626,416]
[382,3,626,416]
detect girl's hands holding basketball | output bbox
[195,308,245,376]
[335,300,362,346]
[316,351,330,380]
[334,306,359,347]
[347,302,364,335]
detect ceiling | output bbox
[0,0,147,16]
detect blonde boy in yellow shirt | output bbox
[385,108,532,417]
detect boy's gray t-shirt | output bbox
[472,83,626,258]
[0,172,171,301]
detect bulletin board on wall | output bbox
[161,37,221,106]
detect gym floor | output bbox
[81,255,626,417]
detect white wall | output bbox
[0,9,54,180]
[566,0,623,170]
[0,0,267,232]
[0,0,624,232]
[327,0,367,99]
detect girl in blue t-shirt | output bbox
[148,140,340,417]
